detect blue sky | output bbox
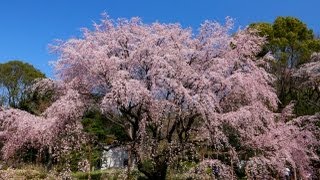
[0,0,319,77]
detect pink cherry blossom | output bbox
[0,15,318,179]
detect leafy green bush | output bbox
[82,109,129,144]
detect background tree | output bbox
[18,79,58,115]
[292,53,320,115]
[250,17,320,114]
[0,60,45,108]
[250,16,320,67]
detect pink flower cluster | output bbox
[0,15,318,178]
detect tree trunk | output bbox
[88,145,92,180]
[127,146,131,180]
[149,164,168,180]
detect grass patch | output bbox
[0,165,56,179]
[72,168,147,180]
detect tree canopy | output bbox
[250,16,320,67]
[0,16,319,179]
[250,17,320,115]
[0,60,45,108]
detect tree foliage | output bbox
[0,61,45,108]
[51,15,318,179]
[250,16,320,67]
[250,17,320,115]
[19,79,58,115]
[292,53,320,115]
[0,15,319,179]
[81,108,129,144]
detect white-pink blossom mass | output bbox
[0,15,318,179]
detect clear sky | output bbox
[0,0,319,77]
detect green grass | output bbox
[71,168,146,180]
[0,165,56,180]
